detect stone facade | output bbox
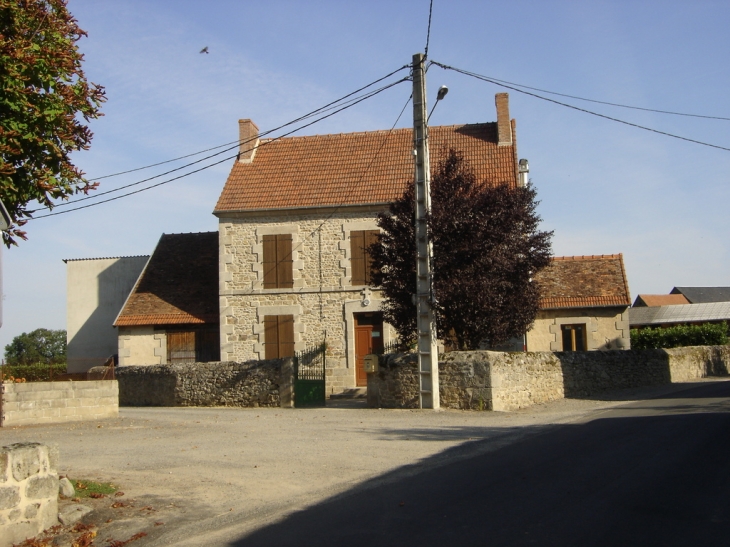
[117,326,166,366]
[526,308,631,351]
[116,359,294,408]
[2,381,119,427]
[368,345,730,411]
[0,443,59,547]
[218,208,397,394]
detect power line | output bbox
[432,61,730,153]
[33,76,408,213]
[30,77,410,219]
[478,75,730,122]
[424,0,434,60]
[86,64,411,181]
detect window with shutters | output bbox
[561,324,587,352]
[262,234,294,289]
[351,230,379,286]
[264,315,295,359]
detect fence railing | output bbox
[295,341,326,380]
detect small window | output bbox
[262,234,293,289]
[561,324,587,352]
[351,230,379,286]
[264,315,295,359]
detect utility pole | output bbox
[412,53,439,410]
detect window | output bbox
[351,230,379,286]
[262,234,293,289]
[167,327,220,363]
[264,315,295,359]
[561,324,587,352]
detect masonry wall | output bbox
[368,345,730,411]
[218,209,397,393]
[0,443,59,547]
[2,381,118,427]
[117,326,165,366]
[116,359,293,408]
[526,307,631,352]
[66,256,148,373]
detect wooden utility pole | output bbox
[412,53,439,410]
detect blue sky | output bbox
[3,0,730,352]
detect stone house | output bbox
[114,232,220,366]
[214,93,522,393]
[526,254,632,351]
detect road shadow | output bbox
[230,382,730,547]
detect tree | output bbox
[0,0,105,245]
[370,149,553,350]
[4,327,66,364]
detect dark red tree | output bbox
[370,149,553,350]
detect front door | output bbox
[354,313,384,386]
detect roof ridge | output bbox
[258,121,497,143]
[551,254,622,261]
[63,255,149,263]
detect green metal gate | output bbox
[294,342,326,407]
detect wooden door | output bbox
[354,313,384,386]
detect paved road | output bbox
[2,380,728,546]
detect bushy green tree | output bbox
[631,322,728,350]
[370,149,553,350]
[0,0,105,245]
[4,327,66,364]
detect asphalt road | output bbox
[2,380,728,546]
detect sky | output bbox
[3,0,730,353]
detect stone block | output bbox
[26,475,58,500]
[0,485,20,510]
[0,451,7,483]
[7,443,41,481]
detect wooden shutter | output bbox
[263,234,293,289]
[351,230,366,285]
[263,235,278,289]
[276,234,294,288]
[364,230,379,284]
[264,315,295,359]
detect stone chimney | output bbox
[495,93,512,146]
[238,119,259,163]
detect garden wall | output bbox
[367,345,730,411]
[116,358,294,408]
[0,443,59,547]
[1,381,118,427]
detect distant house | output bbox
[64,256,148,373]
[630,302,730,330]
[526,255,632,351]
[670,287,730,304]
[114,232,220,366]
[632,294,689,307]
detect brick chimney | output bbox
[238,119,259,163]
[495,93,512,146]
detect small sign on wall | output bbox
[363,354,379,373]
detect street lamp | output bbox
[427,85,449,123]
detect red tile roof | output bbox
[536,254,631,310]
[114,232,219,327]
[633,294,690,307]
[214,122,518,213]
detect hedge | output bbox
[0,362,67,382]
[630,322,728,350]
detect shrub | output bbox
[0,362,67,382]
[631,322,728,350]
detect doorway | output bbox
[354,312,384,386]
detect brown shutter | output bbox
[351,230,365,286]
[364,230,379,284]
[278,315,295,358]
[264,315,279,359]
[276,234,294,289]
[263,235,278,289]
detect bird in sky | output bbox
[200,46,209,54]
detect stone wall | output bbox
[0,443,59,547]
[116,359,294,408]
[2,381,119,427]
[368,345,730,411]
